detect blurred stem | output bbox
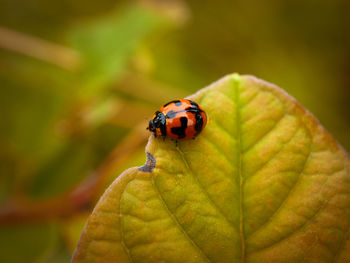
[0,27,81,71]
[0,123,148,225]
[138,0,190,26]
[118,72,188,105]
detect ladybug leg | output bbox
[175,140,178,147]
[162,136,166,141]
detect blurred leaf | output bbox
[59,151,147,253]
[73,74,350,262]
[43,241,72,263]
[0,143,19,202]
[112,147,146,178]
[30,141,93,198]
[0,0,124,41]
[0,223,58,263]
[61,213,90,253]
[0,56,68,160]
[0,55,71,196]
[83,98,116,128]
[0,3,166,200]
[70,4,163,96]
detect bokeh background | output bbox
[0,0,349,262]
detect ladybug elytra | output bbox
[147,99,207,141]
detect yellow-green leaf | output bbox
[73,74,350,263]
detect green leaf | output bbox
[70,4,163,96]
[0,223,58,263]
[73,74,350,262]
[30,140,93,198]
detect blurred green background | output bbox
[0,0,349,262]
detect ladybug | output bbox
[147,99,207,141]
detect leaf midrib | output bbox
[234,78,245,263]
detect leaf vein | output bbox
[333,226,350,263]
[245,125,300,182]
[247,144,312,239]
[240,91,259,109]
[176,146,238,229]
[333,164,350,263]
[252,167,344,254]
[152,175,212,263]
[242,113,286,154]
[120,185,136,263]
[201,135,236,185]
[213,119,233,137]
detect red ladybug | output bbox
[147,99,207,140]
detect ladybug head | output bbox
[147,111,166,137]
[147,119,156,133]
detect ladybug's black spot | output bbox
[184,107,201,115]
[166,110,177,119]
[190,100,199,107]
[163,100,181,107]
[160,123,166,136]
[171,117,188,139]
[195,112,203,134]
[174,101,182,106]
[138,152,156,172]
[190,100,203,112]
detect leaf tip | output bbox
[230,73,241,81]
